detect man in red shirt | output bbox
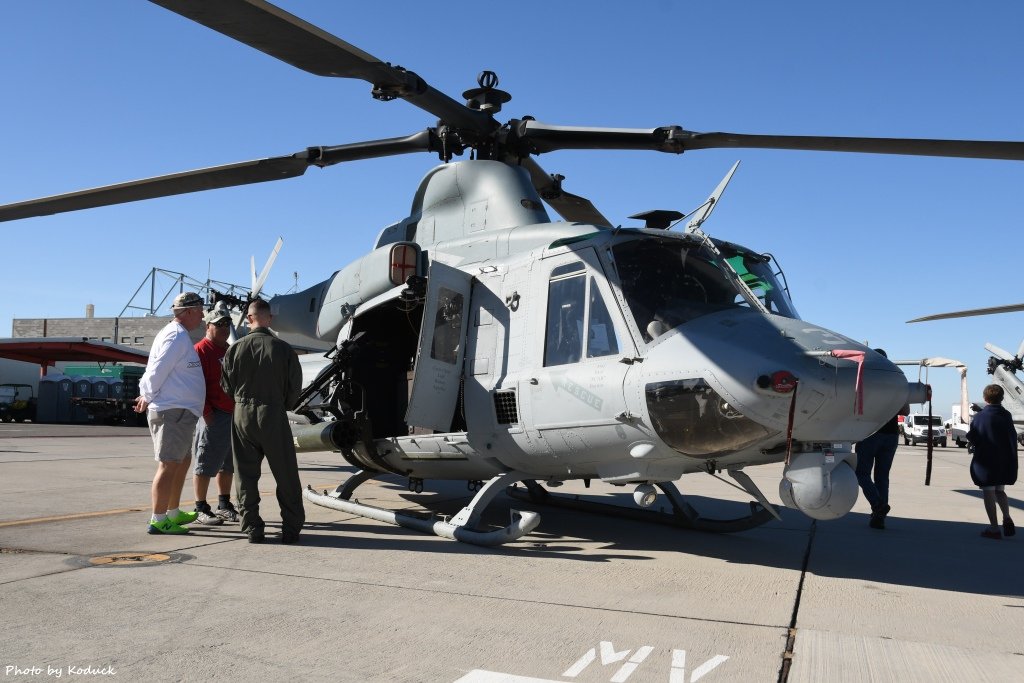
[191,308,239,524]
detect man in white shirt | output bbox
[135,291,207,534]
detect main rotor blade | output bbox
[514,120,1024,161]
[520,158,612,227]
[908,302,1024,323]
[683,133,1024,160]
[149,0,495,135]
[0,155,308,223]
[0,132,433,223]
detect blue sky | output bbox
[2,1,1023,417]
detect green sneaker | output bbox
[167,509,198,526]
[147,518,189,535]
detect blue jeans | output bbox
[855,432,898,509]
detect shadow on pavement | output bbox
[281,475,1024,598]
[954,488,1024,511]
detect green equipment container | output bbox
[63,364,145,380]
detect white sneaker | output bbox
[215,504,239,523]
[195,509,224,526]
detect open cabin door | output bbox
[406,261,473,432]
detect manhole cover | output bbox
[89,553,172,566]
[68,552,192,569]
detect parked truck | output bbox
[947,404,972,448]
[901,413,947,447]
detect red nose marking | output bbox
[771,371,798,393]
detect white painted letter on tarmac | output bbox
[609,646,654,683]
[669,650,730,682]
[561,642,654,681]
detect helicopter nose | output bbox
[638,310,909,456]
[775,321,908,441]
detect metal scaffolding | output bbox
[119,268,249,317]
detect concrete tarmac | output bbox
[1,424,1021,682]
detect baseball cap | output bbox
[204,309,232,325]
[171,292,204,309]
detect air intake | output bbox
[493,390,519,425]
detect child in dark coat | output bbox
[967,384,1019,539]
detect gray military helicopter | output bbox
[4,0,1024,545]
[909,308,1024,445]
[981,340,1024,444]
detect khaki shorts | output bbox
[193,408,234,476]
[149,408,200,463]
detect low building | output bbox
[13,316,177,351]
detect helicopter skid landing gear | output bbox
[507,478,777,533]
[303,470,541,547]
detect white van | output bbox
[901,413,947,447]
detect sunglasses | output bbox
[212,320,231,328]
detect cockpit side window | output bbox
[544,273,586,366]
[543,266,621,366]
[586,277,619,358]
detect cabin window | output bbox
[429,286,464,365]
[551,261,586,278]
[544,269,620,366]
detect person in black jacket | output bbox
[854,349,909,530]
[967,384,1018,539]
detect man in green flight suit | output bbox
[221,298,305,544]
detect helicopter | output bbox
[3,0,1024,546]
[909,308,1024,446]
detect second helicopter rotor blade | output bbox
[985,342,1018,363]
[313,130,436,166]
[515,121,685,154]
[0,132,435,223]
[149,0,397,83]
[908,302,1024,323]
[0,155,309,223]
[683,133,1024,160]
[514,120,1024,161]
[149,0,494,135]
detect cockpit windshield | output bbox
[612,236,799,342]
[717,243,799,320]
[613,237,743,342]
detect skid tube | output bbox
[303,469,541,547]
[506,477,778,533]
